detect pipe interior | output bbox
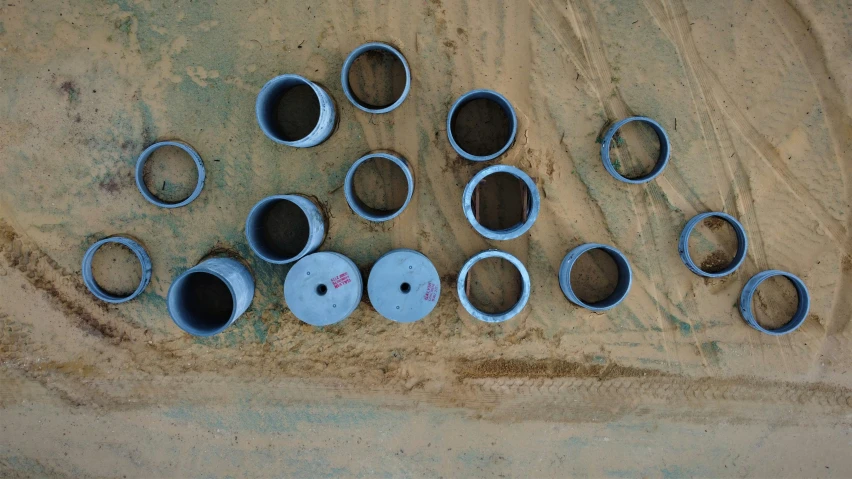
[247,198,311,261]
[258,78,320,141]
[450,93,514,157]
[173,272,234,333]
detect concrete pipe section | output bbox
[678,211,748,278]
[462,165,540,240]
[81,236,152,303]
[256,74,336,147]
[135,140,206,208]
[341,42,411,114]
[559,243,632,311]
[600,116,670,184]
[245,194,325,264]
[284,251,363,326]
[739,270,810,336]
[344,152,414,222]
[447,89,518,162]
[367,249,440,323]
[167,258,255,336]
[456,250,531,323]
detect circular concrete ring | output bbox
[344,152,414,222]
[559,243,632,311]
[462,165,540,240]
[447,89,518,162]
[256,74,337,147]
[245,194,326,264]
[456,250,530,323]
[341,42,411,114]
[135,140,206,208]
[284,251,363,327]
[81,236,152,304]
[739,270,810,336]
[600,116,670,184]
[367,249,440,323]
[678,211,748,278]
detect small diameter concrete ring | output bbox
[135,140,206,208]
[341,42,411,114]
[600,116,670,184]
[559,243,632,311]
[739,270,810,336]
[678,212,748,278]
[256,74,337,147]
[344,152,414,222]
[82,236,152,303]
[462,165,540,240]
[456,250,531,323]
[447,89,518,162]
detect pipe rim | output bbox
[600,116,670,184]
[255,74,335,147]
[344,152,414,222]
[167,263,239,337]
[81,236,152,303]
[558,243,632,311]
[341,42,411,114]
[739,270,810,336]
[134,140,206,208]
[462,165,540,240]
[245,194,326,264]
[456,249,531,323]
[678,211,749,278]
[446,89,518,162]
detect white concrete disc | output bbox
[367,249,440,323]
[284,252,362,326]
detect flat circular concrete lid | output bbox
[284,252,362,326]
[367,249,440,323]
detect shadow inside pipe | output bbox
[451,98,511,157]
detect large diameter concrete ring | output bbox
[135,140,206,208]
[341,42,411,114]
[559,243,632,311]
[81,236,152,303]
[456,250,531,323]
[284,251,363,326]
[256,74,336,147]
[678,211,748,278]
[462,165,540,240]
[367,249,440,323]
[245,194,325,264]
[739,270,810,336]
[167,257,255,336]
[600,116,670,184]
[447,89,518,162]
[344,152,414,222]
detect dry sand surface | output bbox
[2,0,852,476]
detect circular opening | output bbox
[400,282,411,294]
[259,80,321,142]
[607,120,662,179]
[248,199,310,261]
[142,145,199,204]
[347,49,407,110]
[316,284,328,296]
[752,275,799,330]
[351,157,408,215]
[569,248,619,305]
[687,216,739,274]
[451,98,512,157]
[90,243,142,297]
[467,257,522,314]
[176,272,234,333]
[472,172,531,231]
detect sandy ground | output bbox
[1,0,852,477]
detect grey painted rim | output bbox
[678,211,748,278]
[462,165,540,240]
[81,236,152,303]
[284,251,363,326]
[367,249,440,323]
[134,140,206,208]
[456,249,530,323]
[344,152,414,222]
[255,74,336,147]
[558,243,632,311]
[600,116,670,184]
[739,270,810,336]
[447,89,518,162]
[341,42,411,114]
[245,194,326,264]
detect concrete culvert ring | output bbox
[256,74,336,147]
[367,249,440,323]
[462,165,540,240]
[456,250,530,323]
[447,89,517,162]
[739,270,810,336]
[600,116,670,184]
[284,252,363,326]
[559,243,632,311]
[82,236,152,303]
[135,140,206,208]
[341,42,411,114]
[245,194,326,264]
[344,152,414,222]
[167,257,255,337]
[678,211,748,278]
